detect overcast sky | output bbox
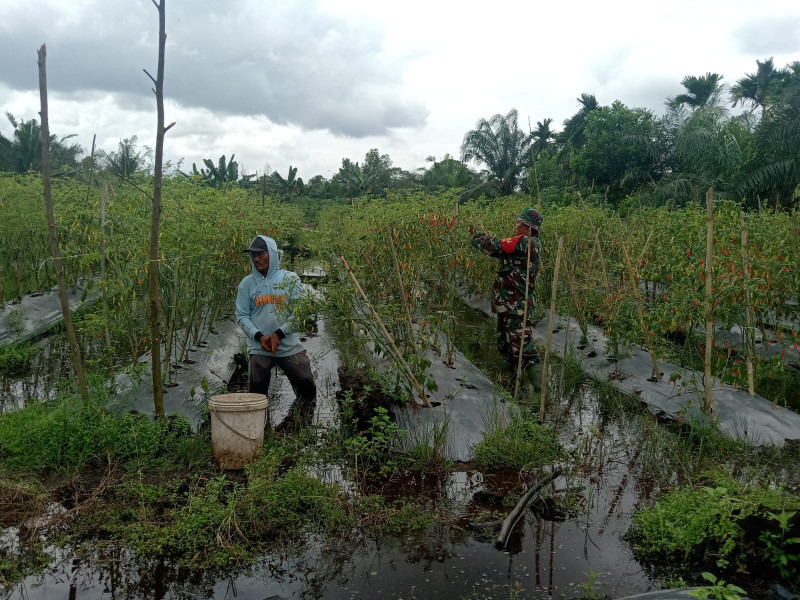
[2,0,799,179]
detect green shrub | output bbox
[631,473,798,568]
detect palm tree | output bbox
[460,108,531,195]
[672,73,725,110]
[731,58,788,116]
[557,94,600,170]
[531,118,556,159]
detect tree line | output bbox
[2,57,798,209]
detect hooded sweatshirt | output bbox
[235,235,304,358]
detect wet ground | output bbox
[3,299,795,599]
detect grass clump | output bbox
[474,413,562,471]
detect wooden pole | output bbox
[339,255,432,408]
[739,212,755,396]
[37,44,89,400]
[539,236,564,423]
[144,0,173,418]
[621,243,660,381]
[703,188,715,417]
[513,229,535,400]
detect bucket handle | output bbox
[213,408,268,441]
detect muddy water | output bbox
[3,311,670,600]
[0,331,118,412]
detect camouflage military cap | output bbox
[516,207,543,232]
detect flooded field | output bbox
[1,300,797,600]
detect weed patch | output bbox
[631,471,799,575]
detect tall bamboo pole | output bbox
[339,255,432,408]
[144,0,174,418]
[621,243,660,381]
[38,44,89,400]
[513,230,535,400]
[703,188,715,417]
[100,183,113,366]
[740,211,755,396]
[539,236,564,423]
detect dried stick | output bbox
[539,236,565,423]
[339,255,431,408]
[621,243,660,381]
[577,192,609,290]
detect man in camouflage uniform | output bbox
[470,207,544,392]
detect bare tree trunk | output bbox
[37,44,89,400]
[144,0,173,419]
[703,188,715,418]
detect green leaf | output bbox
[190,386,196,398]
[200,376,209,394]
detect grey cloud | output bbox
[0,0,428,137]
[734,16,800,54]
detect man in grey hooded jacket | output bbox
[236,235,316,428]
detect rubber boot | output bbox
[525,362,544,396]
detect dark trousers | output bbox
[248,351,316,429]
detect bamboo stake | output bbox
[703,188,715,417]
[446,203,459,365]
[539,236,564,423]
[577,192,609,290]
[163,195,182,382]
[739,211,755,396]
[513,229,535,400]
[38,44,89,400]
[387,225,415,351]
[339,255,431,408]
[621,243,660,381]
[559,218,584,398]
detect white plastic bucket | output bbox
[209,393,269,469]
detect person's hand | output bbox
[267,332,280,355]
[259,333,280,355]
